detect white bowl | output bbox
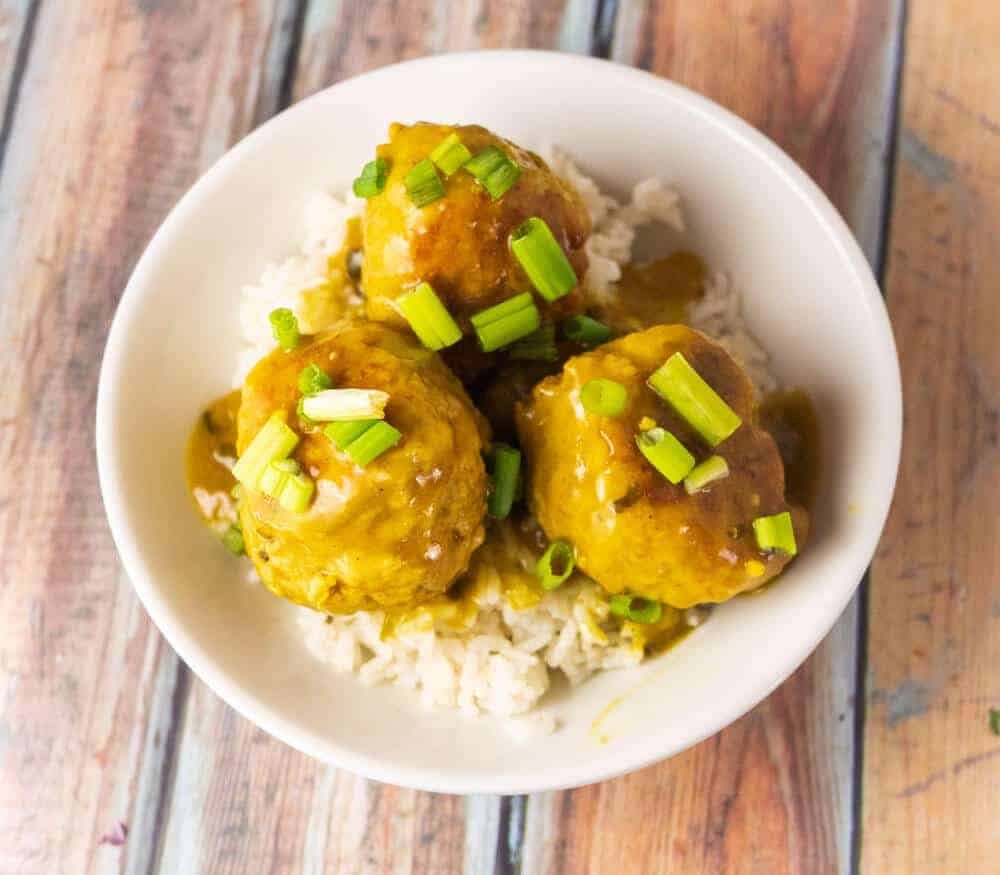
[97,51,901,794]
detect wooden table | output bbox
[1,1,996,872]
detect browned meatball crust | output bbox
[516,324,807,608]
[238,321,490,614]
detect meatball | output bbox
[238,321,490,614]
[362,122,590,332]
[516,325,807,608]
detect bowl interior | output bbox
[98,52,900,793]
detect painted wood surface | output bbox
[3,0,995,872]
[862,0,1000,871]
[0,2,299,872]
[518,2,903,873]
[0,1,33,134]
[151,3,598,874]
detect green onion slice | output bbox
[563,315,611,348]
[258,462,288,498]
[508,326,558,362]
[278,472,315,513]
[342,420,402,467]
[636,427,695,484]
[296,397,316,425]
[405,158,445,207]
[298,364,332,396]
[352,158,389,198]
[398,282,462,350]
[648,352,742,447]
[509,217,578,302]
[487,443,521,519]
[536,540,575,590]
[609,594,663,624]
[470,293,541,352]
[302,388,388,422]
[324,419,378,450]
[221,525,245,555]
[325,419,401,466]
[683,455,730,495]
[269,308,300,352]
[580,379,628,417]
[464,145,522,200]
[430,133,472,176]
[232,413,299,488]
[752,511,798,556]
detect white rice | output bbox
[235,148,776,731]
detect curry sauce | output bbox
[185,390,240,530]
[759,389,822,511]
[598,251,707,332]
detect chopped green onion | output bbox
[752,511,798,556]
[298,364,332,396]
[609,594,663,624]
[487,444,521,519]
[464,145,521,199]
[536,540,575,590]
[580,379,628,417]
[302,388,389,422]
[324,419,378,450]
[352,157,389,198]
[636,427,695,484]
[508,326,558,362]
[278,472,315,513]
[405,158,445,207]
[397,282,462,350]
[563,315,611,348]
[341,420,402,467]
[230,483,242,500]
[469,292,536,328]
[470,293,541,352]
[683,455,730,495]
[296,397,316,425]
[221,525,245,555]
[429,133,472,176]
[272,458,300,474]
[509,217,578,302]
[232,413,299,488]
[648,352,742,447]
[269,308,300,352]
[990,708,1000,736]
[258,461,288,498]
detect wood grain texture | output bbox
[0,1,298,872]
[150,3,597,874]
[294,0,597,102]
[0,1,33,139]
[862,0,1000,871]
[519,2,903,873]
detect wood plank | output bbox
[152,3,597,874]
[0,2,299,872]
[862,0,1000,870]
[520,2,903,872]
[0,0,34,138]
[0,1,34,130]
[293,0,597,102]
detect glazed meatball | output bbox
[238,321,490,614]
[362,122,590,331]
[516,324,807,609]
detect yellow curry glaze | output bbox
[185,390,240,530]
[759,389,822,511]
[598,251,707,333]
[362,122,590,331]
[237,321,491,614]
[297,217,364,333]
[516,324,808,609]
